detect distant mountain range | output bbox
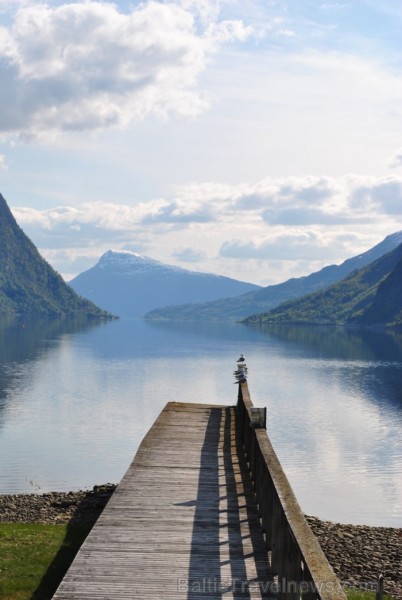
[145,231,402,321]
[69,250,261,318]
[3,185,401,328]
[244,242,402,327]
[0,193,110,319]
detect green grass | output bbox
[0,522,91,600]
[345,588,392,600]
[0,523,395,600]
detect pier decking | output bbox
[53,383,346,600]
[53,402,274,599]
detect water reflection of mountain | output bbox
[64,317,275,361]
[252,324,402,409]
[144,318,272,344]
[0,316,106,412]
[250,323,402,361]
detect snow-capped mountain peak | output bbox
[97,250,191,277]
[99,250,159,269]
[70,249,260,317]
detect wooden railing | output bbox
[236,381,347,600]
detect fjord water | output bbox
[0,317,401,527]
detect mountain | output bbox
[357,258,402,326]
[243,243,402,327]
[0,193,110,318]
[69,250,261,317]
[145,231,402,321]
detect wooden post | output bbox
[376,574,384,600]
[281,528,303,600]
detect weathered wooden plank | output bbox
[53,402,274,599]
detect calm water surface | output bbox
[0,317,401,527]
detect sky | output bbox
[0,0,401,286]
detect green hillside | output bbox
[0,193,111,318]
[244,243,402,327]
[145,231,402,321]
[357,259,402,326]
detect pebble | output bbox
[0,487,400,598]
[0,484,117,526]
[306,515,402,599]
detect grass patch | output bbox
[345,588,393,600]
[0,523,395,600]
[0,522,91,600]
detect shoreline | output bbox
[0,486,401,599]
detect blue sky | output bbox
[0,0,401,285]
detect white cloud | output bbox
[9,173,402,283]
[205,18,254,45]
[348,175,402,215]
[141,199,217,224]
[179,0,223,24]
[0,153,8,169]
[369,179,402,215]
[201,46,402,180]
[219,231,350,261]
[261,206,362,226]
[13,173,402,234]
[172,246,207,262]
[0,1,253,138]
[389,148,402,169]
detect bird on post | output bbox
[234,368,247,376]
[234,354,247,383]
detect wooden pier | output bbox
[53,384,346,600]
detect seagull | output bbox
[233,367,248,375]
[234,367,247,380]
[237,354,246,363]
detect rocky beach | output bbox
[305,516,401,599]
[0,485,400,599]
